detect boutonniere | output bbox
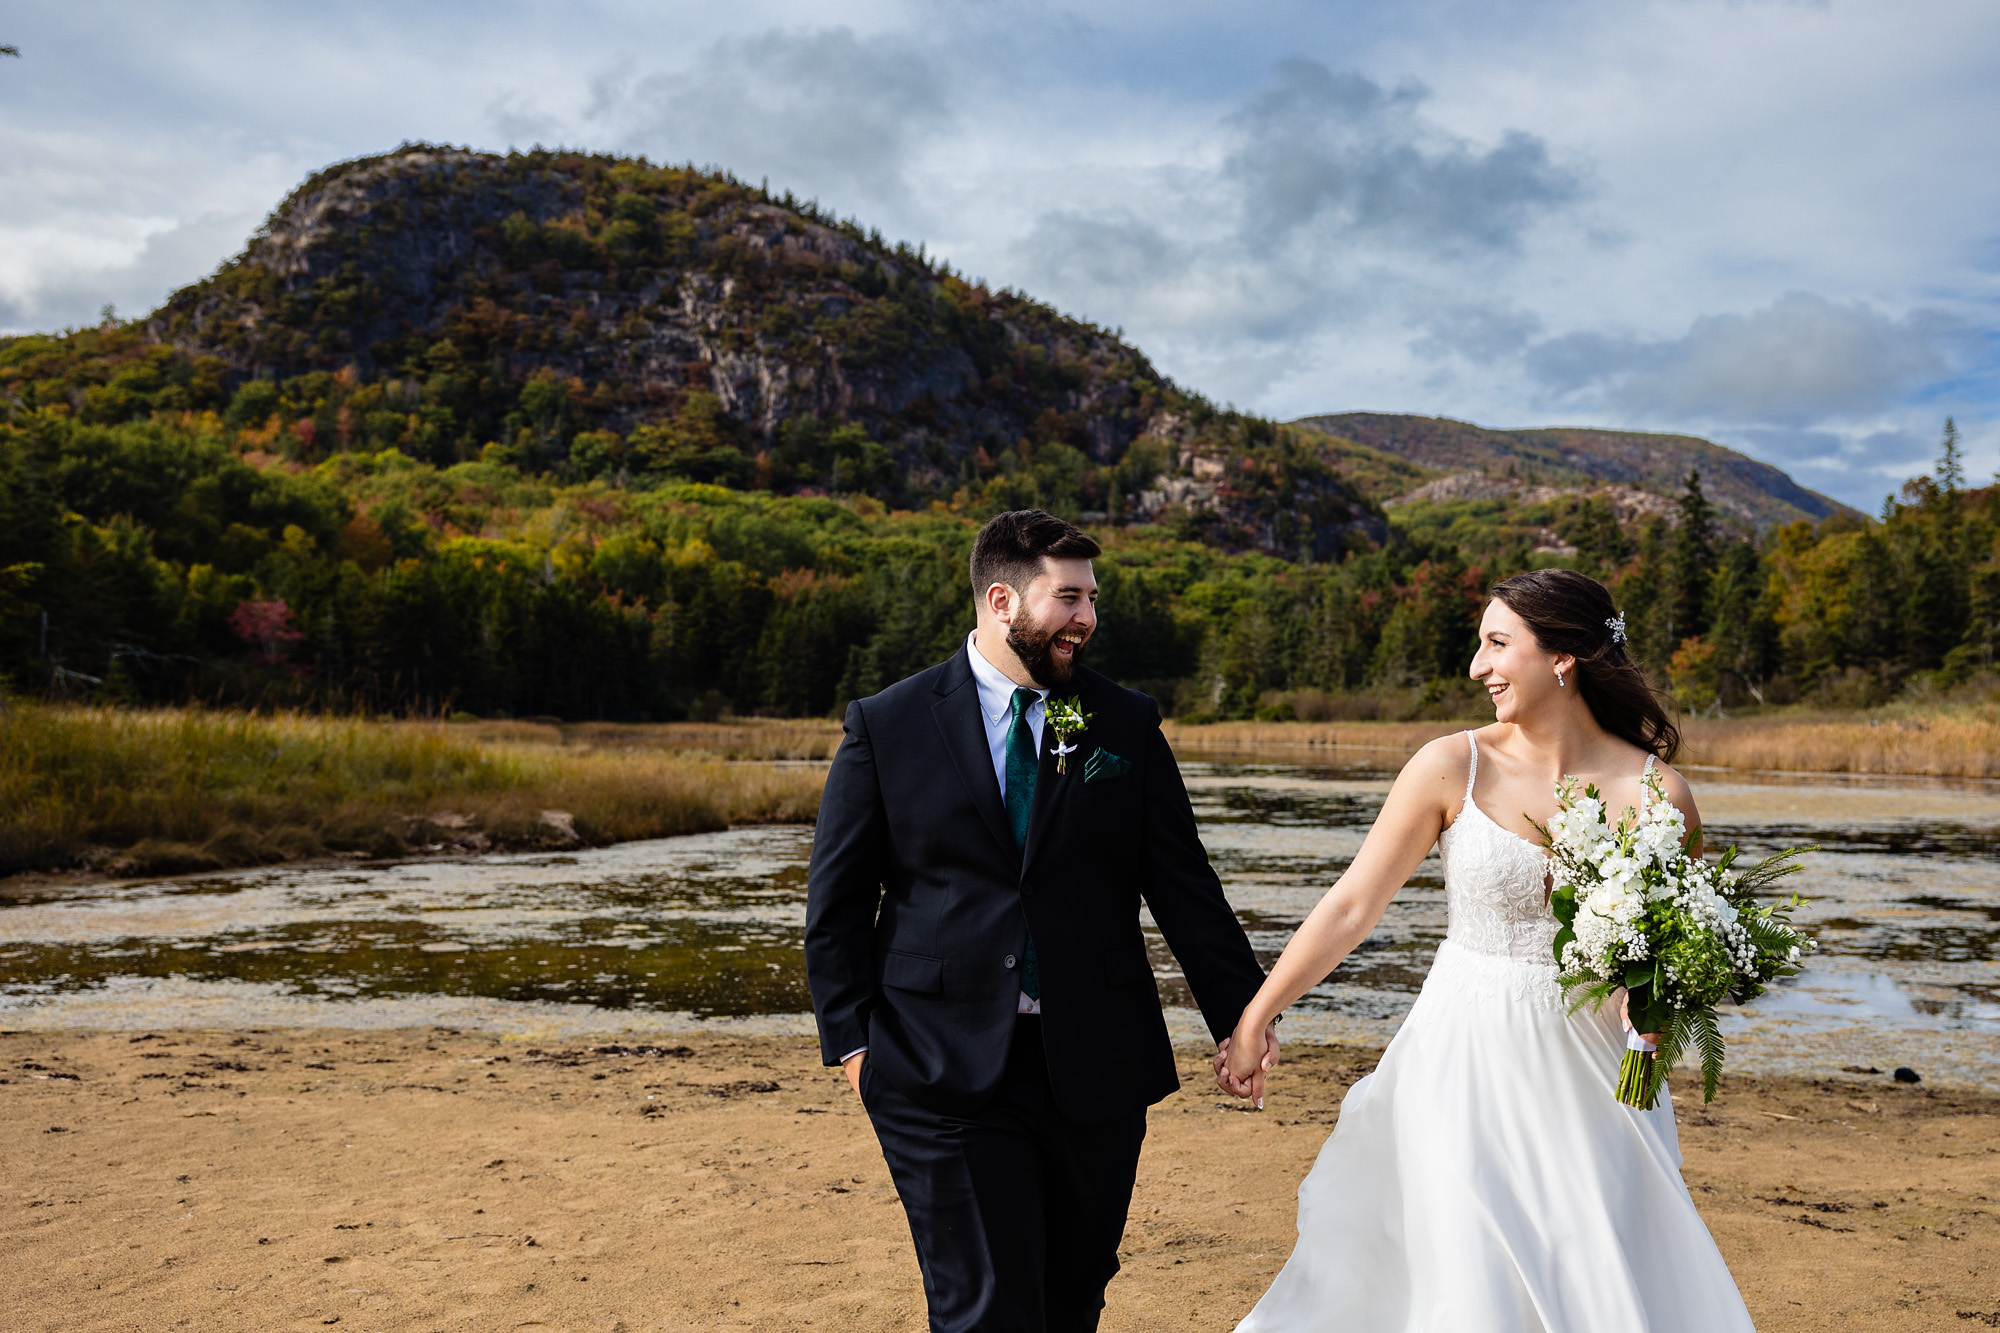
[1045,695,1093,774]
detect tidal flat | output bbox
[2,754,1993,1092]
[1,1031,1991,1332]
[4,748,1995,1330]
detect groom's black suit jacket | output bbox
[805,648,1265,1124]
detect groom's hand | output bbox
[1213,1022,1281,1107]
[842,1050,866,1099]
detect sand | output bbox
[2,1030,1994,1332]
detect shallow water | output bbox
[1176,758,2000,1090]
[2,754,1995,1087]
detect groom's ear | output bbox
[981,579,1016,624]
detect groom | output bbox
[805,509,1275,1332]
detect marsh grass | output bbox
[1163,708,2000,779]
[1677,707,2000,778]
[0,706,824,878]
[16,700,1992,882]
[451,717,845,761]
[1162,719,1464,758]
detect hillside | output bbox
[1293,412,1857,530]
[96,144,1378,559]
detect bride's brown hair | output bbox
[1488,569,1681,761]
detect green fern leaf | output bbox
[1691,1007,1725,1103]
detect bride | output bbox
[1220,568,1756,1331]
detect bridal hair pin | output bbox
[1605,613,1628,645]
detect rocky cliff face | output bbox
[149,145,1149,461]
[135,144,1384,557]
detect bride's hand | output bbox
[1216,1019,1281,1107]
[1617,990,1662,1045]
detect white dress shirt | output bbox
[841,636,1046,1060]
[964,631,1048,799]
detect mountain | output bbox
[1291,412,1858,530]
[124,144,1384,558]
[2,148,1990,728]
[10,144,1853,555]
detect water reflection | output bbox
[1,755,1996,1088]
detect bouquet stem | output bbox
[1616,1049,1658,1108]
[1616,1029,1662,1109]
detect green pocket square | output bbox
[1083,746,1132,782]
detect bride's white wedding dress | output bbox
[1237,732,1755,1331]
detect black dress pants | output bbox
[860,1016,1149,1333]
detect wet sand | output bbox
[3,1030,1994,1332]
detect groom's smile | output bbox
[997,555,1098,689]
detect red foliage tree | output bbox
[227,599,305,665]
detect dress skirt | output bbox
[1235,938,1757,1332]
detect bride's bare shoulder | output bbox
[1397,731,1475,807]
[1650,757,1701,822]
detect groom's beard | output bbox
[1008,613,1084,689]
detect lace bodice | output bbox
[1436,731,1657,967]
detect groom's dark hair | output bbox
[970,509,1100,600]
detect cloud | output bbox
[1004,58,1582,361]
[0,211,250,332]
[583,27,953,213]
[1012,209,1191,297]
[485,91,563,147]
[1223,60,1580,255]
[1408,300,1544,365]
[1527,292,1958,425]
[1733,423,1936,473]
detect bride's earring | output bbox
[1556,667,1566,688]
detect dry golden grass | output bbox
[1162,719,1465,759]
[1677,707,2000,778]
[1165,707,2000,778]
[16,698,1990,883]
[450,716,844,760]
[0,706,824,879]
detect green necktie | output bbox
[1005,687,1041,1001]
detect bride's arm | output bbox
[1220,738,1465,1090]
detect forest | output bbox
[0,393,1991,723]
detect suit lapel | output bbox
[930,650,1019,865]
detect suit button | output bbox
[1003,954,1018,970]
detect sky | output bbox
[3,0,1997,510]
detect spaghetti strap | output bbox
[1462,730,1479,801]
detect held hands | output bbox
[1213,1019,1282,1108]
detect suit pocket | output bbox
[1102,948,1155,989]
[880,950,945,994]
[1084,746,1133,783]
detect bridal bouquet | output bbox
[1539,768,1815,1109]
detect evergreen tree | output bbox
[1668,469,1716,642]
[1566,497,1629,580]
[1706,540,1776,703]
[1937,417,1964,496]
[1618,517,1674,670]
[1842,530,1902,675]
